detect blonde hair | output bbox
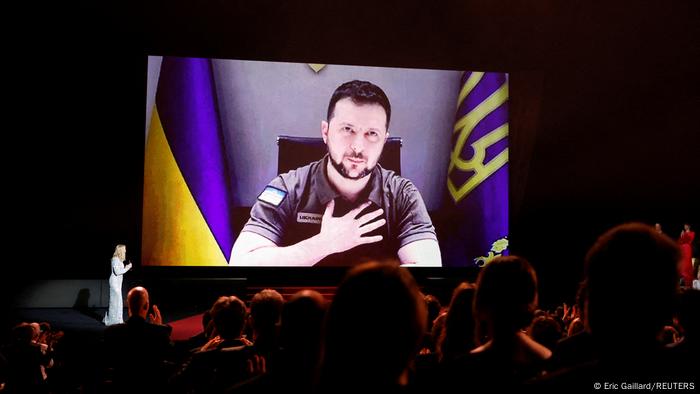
[113,244,126,261]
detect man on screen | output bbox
[230,80,441,267]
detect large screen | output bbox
[142,56,508,267]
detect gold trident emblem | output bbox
[448,72,509,204]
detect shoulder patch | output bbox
[257,186,287,207]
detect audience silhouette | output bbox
[535,223,683,387]
[436,282,477,364]
[318,261,427,394]
[230,289,327,393]
[3,222,697,393]
[441,256,550,392]
[172,295,255,393]
[248,289,284,370]
[102,286,173,393]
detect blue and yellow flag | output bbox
[441,72,509,267]
[142,57,236,266]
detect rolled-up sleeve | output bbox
[241,177,292,245]
[395,180,437,248]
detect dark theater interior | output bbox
[2,1,698,392]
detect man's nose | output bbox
[350,133,365,153]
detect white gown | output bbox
[103,257,131,326]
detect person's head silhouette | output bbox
[583,222,680,348]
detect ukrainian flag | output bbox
[441,71,509,267]
[142,57,235,266]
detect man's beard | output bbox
[329,151,373,180]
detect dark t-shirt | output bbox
[241,155,437,266]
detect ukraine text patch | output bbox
[297,212,322,224]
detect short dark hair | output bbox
[473,256,538,333]
[250,289,285,332]
[584,223,679,343]
[210,296,247,340]
[13,323,35,344]
[327,80,391,129]
[438,282,476,362]
[320,261,425,388]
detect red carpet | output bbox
[168,313,204,341]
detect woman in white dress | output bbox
[103,244,132,325]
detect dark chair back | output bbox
[277,135,402,175]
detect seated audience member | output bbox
[28,322,53,383]
[535,223,687,387]
[318,261,427,393]
[422,294,442,351]
[436,282,477,363]
[430,312,447,352]
[2,323,52,393]
[441,256,551,392]
[248,289,285,369]
[177,311,213,355]
[528,316,564,352]
[102,286,173,393]
[549,324,595,374]
[548,282,595,371]
[172,295,255,393]
[415,283,476,392]
[230,290,327,393]
[274,290,326,386]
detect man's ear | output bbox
[321,120,329,144]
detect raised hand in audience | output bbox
[246,354,266,376]
[200,335,224,351]
[149,304,163,325]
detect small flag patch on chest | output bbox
[297,212,322,224]
[258,186,287,207]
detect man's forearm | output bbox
[397,239,442,267]
[234,234,333,267]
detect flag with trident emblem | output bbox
[440,71,509,267]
